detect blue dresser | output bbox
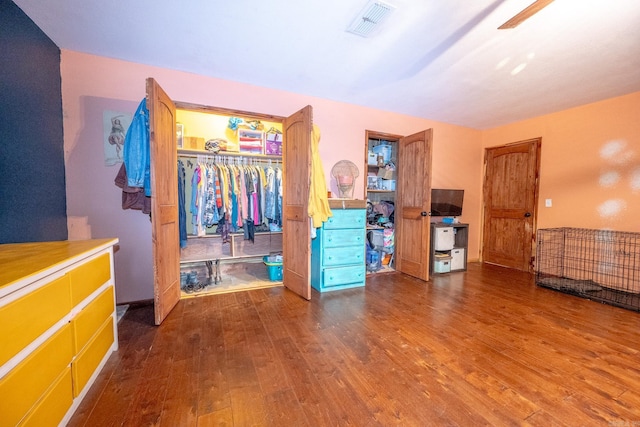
[311,205,366,292]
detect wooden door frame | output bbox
[481,138,541,273]
[150,87,311,324]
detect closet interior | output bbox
[176,108,285,297]
[147,78,313,324]
[365,130,399,275]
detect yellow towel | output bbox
[308,124,332,228]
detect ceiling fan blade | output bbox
[498,0,554,29]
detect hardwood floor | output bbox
[69,263,640,426]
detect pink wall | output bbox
[482,91,640,233]
[61,50,483,303]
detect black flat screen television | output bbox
[430,189,464,217]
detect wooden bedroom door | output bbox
[482,138,541,272]
[282,105,313,299]
[147,78,181,325]
[395,129,433,281]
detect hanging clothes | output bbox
[308,124,332,229]
[114,163,151,215]
[275,168,283,228]
[202,164,219,227]
[178,160,187,248]
[116,98,151,218]
[190,163,204,236]
[229,165,239,231]
[122,98,151,197]
[182,155,283,244]
[251,168,261,225]
[264,166,278,228]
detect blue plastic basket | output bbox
[263,256,283,281]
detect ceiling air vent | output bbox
[347,0,396,37]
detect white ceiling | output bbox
[12,0,640,129]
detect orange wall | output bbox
[61,50,483,302]
[482,92,640,232]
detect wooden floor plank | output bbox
[68,262,640,426]
[159,357,199,426]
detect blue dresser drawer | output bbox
[324,210,365,229]
[322,229,364,248]
[323,246,364,266]
[323,265,366,287]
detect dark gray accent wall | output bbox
[0,0,67,243]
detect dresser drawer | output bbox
[0,275,71,367]
[72,316,114,397]
[323,210,365,229]
[0,324,72,427]
[71,286,115,354]
[322,229,365,248]
[322,265,366,287]
[19,367,73,427]
[69,253,111,306]
[323,246,365,267]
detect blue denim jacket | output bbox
[123,99,151,196]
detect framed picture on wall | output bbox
[103,110,132,166]
[176,123,184,149]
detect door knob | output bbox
[421,211,428,217]
[524,212,532,217]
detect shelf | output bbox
[178,148,281,160]
[180,254,267,264]
[181,232,282,262]
[430,223,469,274]
[366,264,395,275]
[367,189,394,193]
[186,231,282,239]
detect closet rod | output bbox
[178,150,281,161]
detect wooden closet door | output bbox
[395,129,433,281]
[147,78,180,325]
[482,138,540,272]
[282,106,312,299]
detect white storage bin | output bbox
[367,152,378,166]
[434,227,455,251]
[434,255,452,273]
[451,248,465,270]
[380,179,396,191]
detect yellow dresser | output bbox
[0,238,119,427]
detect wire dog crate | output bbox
[536,227,640,312]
